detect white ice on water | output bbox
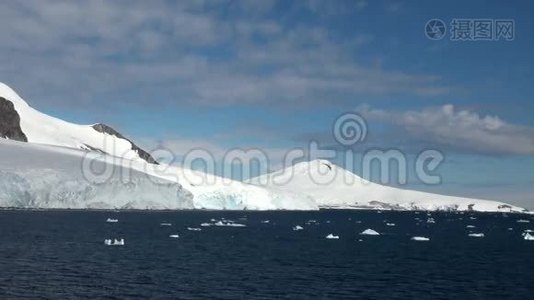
[360,229,380,236]
[325,234,339,239]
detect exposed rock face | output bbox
[92,123,159,164]
[0,97,27,142]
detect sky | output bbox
[0,0,533,208]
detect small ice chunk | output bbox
[106,218,118,223]
[104,238,125,246]
[200,222,212,227]
[468,233,485,238]
[187,227,202,231]
[213,220,247,227]
[466,225,476,229]
[426,218,436,224]
[260,220,270,224]
[325,234,339,239]
[523,232,534,240]
[517,219,530,223]
[360,229,380,236]
[411,236,430,241]
[292,225,304,231]
[160,222,172,226]
[169,234,179,238]
[386,223,396,227]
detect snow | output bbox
[411,236,430,241]
[250,159,526,213]
[325,234,339,239]
[0,82,529,212]
[360,229,380,236]
[0,139,193,210]
[0,138,318,210]
[0,83,146,163]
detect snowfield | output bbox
[0,82,528,212]
[249,160,526,213]
[0,139,193,209]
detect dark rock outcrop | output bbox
[92,123,159,164]
[0,97,27,142]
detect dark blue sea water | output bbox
[0,210,533,299]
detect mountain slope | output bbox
[250,160,526,213]
[0,82,157,164]
[0,138,192,209]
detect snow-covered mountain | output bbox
[249,160,526,213]
[0,138,193,209]
[0,82,157,164]
[0,82,527,212]
[0,138,317,210]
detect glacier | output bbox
[0,82,528,212]
[0,138,318,210]
[0,138,193,209]
[249,159,527,213]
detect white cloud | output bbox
[357,104,534,155]
[0,0,450,110]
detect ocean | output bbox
[0,210,532,299]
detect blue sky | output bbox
[1,0,533,207]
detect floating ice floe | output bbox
[517,219,530,223]
[106,218,118,223]
[201,220,247,227]
[104,238,125,246]
[523,232,534,241]
[386,223,396,227]
[426,218,436,224]
[169,234,179,238]
[187,227,202,231]
[160,222,172,226]
[292,225,304,231]
[468,233,485,238]
[325,234,339,239]
[466,225,476,229]
[360,229,380,236]
[411,236,430,241]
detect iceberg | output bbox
[468,233,485,238]
[292,225,304,231]
[411,236,430,241]
[104,238,125,246]
[523,232,534,241]
[360,229,380,236]
[325,234,339,239]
